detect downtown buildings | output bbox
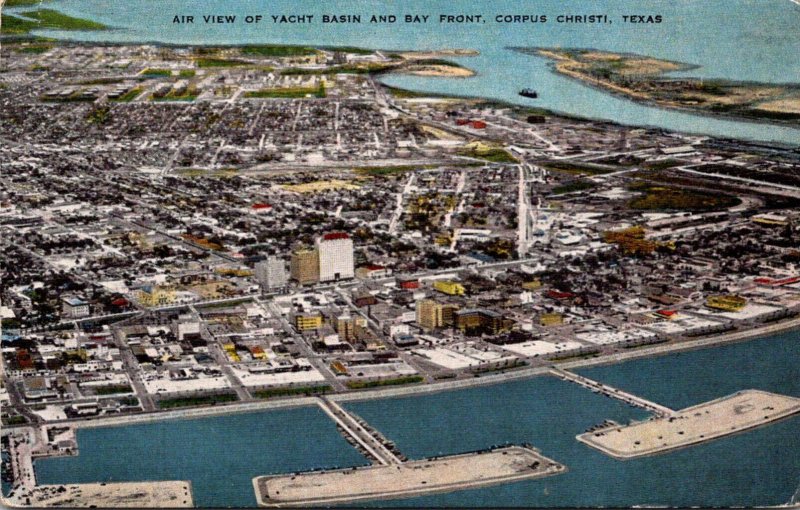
[290,233,355,285]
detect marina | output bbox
[1,0,799,507]
[19,329,798,508]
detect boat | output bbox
[519,88,538,99]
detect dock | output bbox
[253,445,565,507]
[316,397,402,465]
[549,367,675,417]
[577,389,800,459]
[252,397,566,506]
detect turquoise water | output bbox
[7,0,800,145]
[32,330,800,507]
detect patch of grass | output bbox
[244,83,325,99]
[254,385,332,399]
[552,180,596,195]
[195,57,250,68]
[17,43,53,54]
[11,9,107,32]
[627,182,740,211]
[119,397,139,406]
[85,104,110,124]
[2,415,27,426]
[385,86,428,99]
[459,147,518,164]
[111,87,143,102]
[154,87,200,102]
[543,161,616,175]
[140,68,172,77]
[79,77,123,85]
[94,384,133,395]
[157,393,238,409]
[5,0,51,6]
[354,165,434,177]
[40,92,96,102]
[240,45,317,57]
[322,45,374,55]
[281,63,392,76]
[1,13,39,34]
[345,375,424,389]
[642,159,682,170]
[178,69,196,78]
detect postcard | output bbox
[1,0,799,508]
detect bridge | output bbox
[549,367,675,417]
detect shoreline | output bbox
[517,47,800,131]
[19,314,799,432]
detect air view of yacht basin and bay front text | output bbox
[0,1,799,508]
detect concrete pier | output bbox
[253,445,565,507]
[251,397,567,506]
[578,389,800,459]
[549,367,675,417]
[316,397,401,465]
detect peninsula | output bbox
[522,47,800,125]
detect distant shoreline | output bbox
[513,46,800,129]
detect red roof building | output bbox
[323,232,350,241]
[398,279,420,290]
[547,290,575,300]
[251,203,273,214]
[755,276,800,287]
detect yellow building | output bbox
[335,315,367,343]
[290,248,319,285]
[433,280,466,296]
[539,313,563,326]
[416,300,442,330]
[295,313,323,331]
[135,286,175,307]
[706,294,747,312]
[416,300,459,330]
[455,309,506,335]
[222,343,240,362]
[441,304,459,327]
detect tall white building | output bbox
[316,232,354,282]
[255,256,288,291]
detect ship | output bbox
[519,88,538,99]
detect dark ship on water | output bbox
[519,88,538,99]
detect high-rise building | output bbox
[255,257,288,291]
[416,300,442,330]
[416,300,460,330]
[290,248,319,285]
[317,232,354,283]
[455,308,505,334]
[335,314,367,343]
